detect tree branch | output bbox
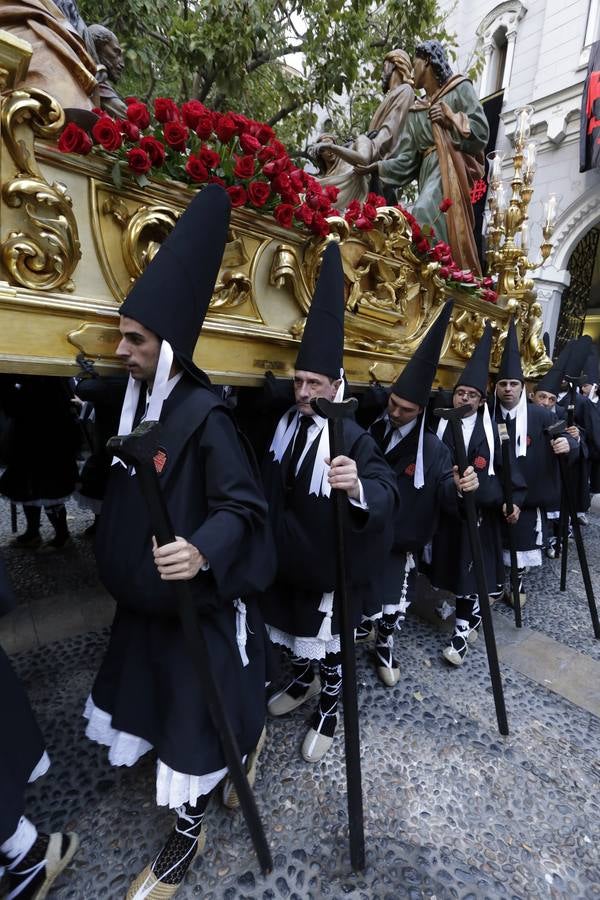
[267,100,302,126]
[246,42,305,73]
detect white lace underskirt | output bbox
[503,549,542,568]
[29,751,50,783]
[83,697,228,808]
[266,625,340,660]
[73,491,102,514]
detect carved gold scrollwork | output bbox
[451,309,487,359]
[0,89,81,291]
[212,272,252,309]
[102,196,179,282]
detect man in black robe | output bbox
[0,553,78,900]
[365,301,479,685]
[260,243,398,763]
[85,186,275,900]
[493,319,575,602]
[556,337,595,526]
[430,322,527,666]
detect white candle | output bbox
[524,142,537,180]
[544,194,558,228]
[520,221,529,253]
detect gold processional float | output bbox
[0,30,553,390]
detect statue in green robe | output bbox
[357,41,489,274]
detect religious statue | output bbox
[89,24,127,118]
[313,49,415,211]
[357,41,489,274]
[0,0,98,109]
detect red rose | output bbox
[438,266,451,278]
[139,136,165,167]
[274,203,294,228]
[198,146,221,170]
[257,145,277,164]
[404,463,416,476]
[473,455,487,470]
[226,185,247,207]
[126,147,152,174]
[410,222,422,241]
[344,200,362,224]
[233,154,256,179]
[57,122,93,155]
[126,101,150,130]
[239,132,261,154]
[118,119,140,142]
[195,115,214,140]
[280,189,301,207]
[181,100,208,128]
[253,124,275,145]
[163,122,189,151]
[125,96,139,105]
[290,169,306,192]
[247,180,271,207]
[92,116,122,151]
[230,113,251,134]
[439,198,453,213]
[270,139,288,158]
[416,238,431,254]
[310,212,330,237]
[209,175,226,186]
[216,114,237,143]
[185,155,209,183]
[461,271,475,283]
[325,185,340,203]
[272,172,291,193]
[482,288,498,303]
[154,97,180,123]
[355,215,374,231]
[363,202,377,220]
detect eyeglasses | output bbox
[455,389,481,401]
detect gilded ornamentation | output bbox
[103,196,180,282]
[451,309,487,359]
[0,88,81,292]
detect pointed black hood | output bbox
[295,242,345,379]
[536,340,572,395]
[565,334,593,379]
[582,344,599,384]
[455,321,493,396]
[120,184,231,385]
[391,301,453,406]
[497,317,524,382]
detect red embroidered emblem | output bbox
[473,455,487,470]
[526,435,532,446]
[153,448,167,474]
[404,463,416,476]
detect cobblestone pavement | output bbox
[1,499,600,900]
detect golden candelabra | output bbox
[486,105,559,302]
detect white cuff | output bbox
[348,480,368,510]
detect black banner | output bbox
[474,89,504,272]
[580,40,600,172]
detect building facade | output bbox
[440,0,600,350]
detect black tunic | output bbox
[90,376,275,777]
[369,417,457,607]
[430,412,526,596]
[494,402,578,552]
[260,414,398,650]
[0,554,46,843]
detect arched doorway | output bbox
[554,226,600,354]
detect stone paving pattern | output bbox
[1,499,600,899]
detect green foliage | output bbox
[79,0,455,146]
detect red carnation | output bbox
[473,455,487,470]
[239,132,261,154]
[439,198,453,213]
[57,122,93,155]
[216,114,237,143]
[198,146,220,170]
[118,119,140,142]
[195,115,214,140]
[325,185,340,203]
[310,212,330,237]
[139,136,165,167]
[185,155,209,183]
[126,101,150,130]
[92,116,122,151]
[181,100,208,128]
[233,154,256,179]
[344,200,362,224]
[154,97,180,123]
[363,202,377,220]
[247,180,271,207]
[274,203,294,228]
[163,122,189,151]
[126,147,152,175]
[404,463,416,476]
[295,203,314,226]
[226,185,247,207]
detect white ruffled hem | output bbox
[503,549,542,568]
[28,751,50,783]
[266,625,341,660]
[83,697,228,808]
